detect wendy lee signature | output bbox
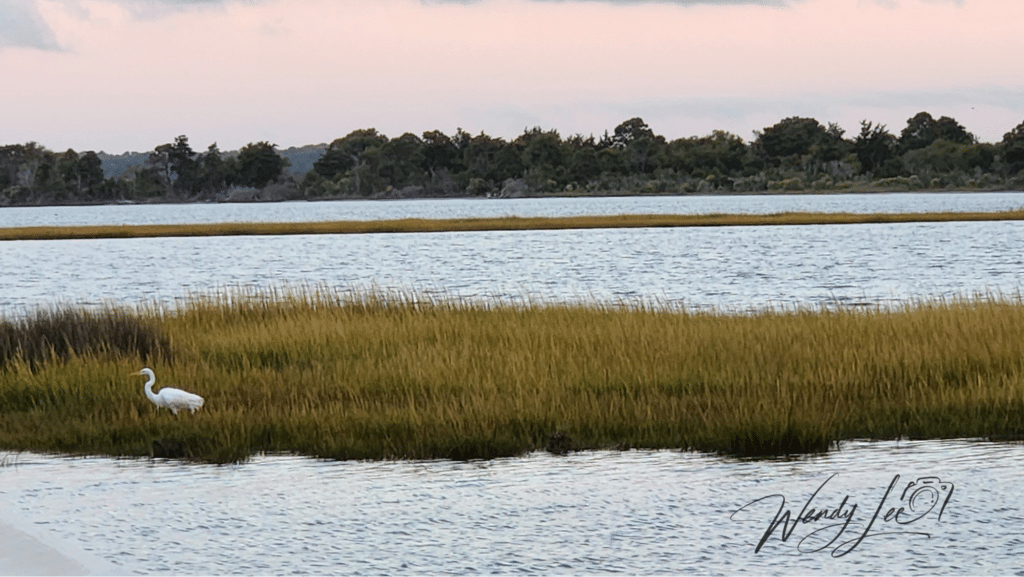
[731,474,953,557]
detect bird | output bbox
[132,367,205,415]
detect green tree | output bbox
[611,117,655,147]
[610,118,664,174]
[377,133,426,189]
[314,129,388,180]
[73,151,105,198]
[421,130,461,175]
[198,143,233,194]
[1001,120,1024,174]
[514,127,565,187]
[667,131,748,177]
[460,131,518,188]
[564,134,602,184]
[236,142,287,188]
[123,165,166,199]
[854,121,897,175]
[146,142,174,193]
[755,117,829,160]
[812,123,852,164]
[899,112,938,152]
[899,112,974,153]
[168,135,199,196]
[934,116,974,145]
[143,135,200,196]
[0,142,48,193]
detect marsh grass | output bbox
[0,307,172,370]
[2,288,1024,463]
[3,209,1024,241]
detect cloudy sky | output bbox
[2,0,1022,153]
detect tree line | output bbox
[4,112,1024,205]
[0,137,287,204]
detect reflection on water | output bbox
[1,440,1022,575]
[2,220,1023,315]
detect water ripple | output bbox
[2,221,1023,315]
[0,440,1021,574]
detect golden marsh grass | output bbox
[2,209,1024,241]
[2,289,1023,462]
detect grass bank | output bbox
[3,209,1024,241]
[2,289,1024,463]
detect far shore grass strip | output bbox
[3,209,1024,241]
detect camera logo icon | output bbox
[899,477,954,523]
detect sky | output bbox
[2,0,1023,153]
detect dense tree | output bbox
[314,129,388,180]
[904,140,976,176]
[421,130,461,175]
[900,112,939,152]
[934,116,974,145]
[854,121,897,175]
[812,123,852,164]
[563,134,602,184]
[899,112,974,153]
[609,118,663,174]
[376,133,426,189]
[146,142,174,193]
[6,112,1024,205]
[515,128,563,171]
[235,142,287,189]
[0,143,47,191]
[514,127,565,187]
[756,117,830,160]
[667,131,748,177]
[461,131,516,187]
[69,151,105,197]
[1002,120,1024,174]
[197,143,234,194]
[167,135,200,195]
[611,118,655,147]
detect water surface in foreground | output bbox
[1,440,1022,575]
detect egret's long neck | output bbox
[144,375,159,403]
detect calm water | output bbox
[3,193,1024,316]
[1,440,1022,575]
[2,191,1024,227]
[1,220,1022,315]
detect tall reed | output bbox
[2,289,1023,462]
[0,307,171,370]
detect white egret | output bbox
[133,368,204,415]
